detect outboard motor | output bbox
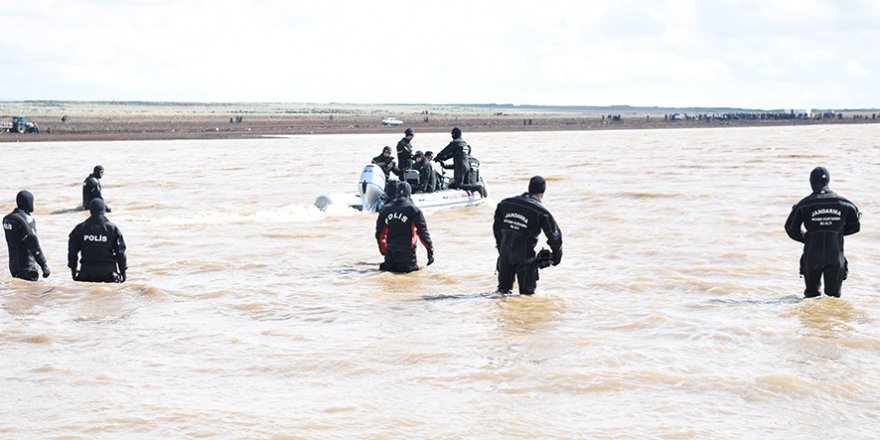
[404,169,420,189]
[357,164,388,212]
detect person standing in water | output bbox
[83,165,111,212]
[785,166,861,298]
[3,191,51,281]
[493,176,562,295]
[375,181,434,273]
[69,198,127,283]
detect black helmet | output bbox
[425,150,434,158]
[414,150,424,158]
[451,127,462,138]
[382,146,392,153]
[404,128,414,136]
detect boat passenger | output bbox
[493,176,562,295]
[436,127,471,189]
[784,167,861,298]
[375,182,434,273]
[68,199,127,283]
[371,146,400,180]
[3,191,51,281]
[396,128,416,177]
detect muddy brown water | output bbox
[2,125,879,438]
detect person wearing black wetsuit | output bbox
[493,176,562,295]
[375,182,434,273]
[436,127,471,189]
[68,199,127,283]
[3,191,51,281]
[372,146,401,180]
[785,167,861,298]
[396,128,416,176]
[82,165,111,212]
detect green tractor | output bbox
[11,116,39,134]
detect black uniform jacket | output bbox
[785,187,860,267]
[436,138,471,184]
[68,214,128,275]
[82,174,103,210]
[493,193,562,265]
[3,208,48,276]
[375,193,433,254]
[396,137,414,170]
[372,154,400,180]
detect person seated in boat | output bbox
[372,146,400,180]
[413,151,438,193]
[424,151,445,191]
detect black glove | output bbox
[70,268,77,281]
[118,271,126,283]
[551,247,562,266]
[427,249,434,266]
[41,264,51,278]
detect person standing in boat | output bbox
[436,127,471,189]
[493,176,562,295]
[3,191,51,281]
[82,165,111,212]
[375,181,434,273]
[784,167,861,298]
[68,199,128,283]
[396,128,416,178]
[372,146,401,181]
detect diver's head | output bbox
[396,181,412,199]
[15,190,34,214]
[93,165,104,179]
[528,175,546,197]
[451,127,462,139]
[810,166,830,192]
[89,198,107,216]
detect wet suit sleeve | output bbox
[413,207,433,252]
[435,143,454,163]
[784,204,805,243]
[541,212,563,265]
[375,210,388,255]
[844,203,861,236]
[25,222,48,269]
[493,202,504,249]
[68,226,81,270]
[114,228,128,272]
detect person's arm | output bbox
[114,228,128,279]
[844,204,861,236]
[784,204,805,243]
[68,227,81,279]
[493,202,504,250]
[375,211,388,255]
[541,212,563,265]
[413,208,433,265]
[25,221,49,277]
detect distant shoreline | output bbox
[1,102,878,142]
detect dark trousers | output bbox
[497,256,538,295]
[380,246,419,273]
[76,272,122,283]
[803,261,845,298]
[12,270,39,282]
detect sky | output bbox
[1,0,879,109]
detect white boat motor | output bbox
[357,164,388,212]
[404,169,420,189]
